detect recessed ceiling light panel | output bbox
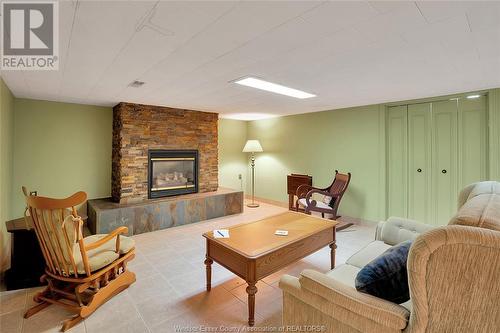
[466,94,481,99]
[220,113,279,121]
[233,77,316,99]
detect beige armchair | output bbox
[280,182,500,332]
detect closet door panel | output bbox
[432,100,458,225]
[387,106,408,218]
[458,96,488,189]
[408,103,432,223]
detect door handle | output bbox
[442,169,447,174]
[417,168,422,173]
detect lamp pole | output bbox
[248,152,259,208]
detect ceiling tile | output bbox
[466,1,500,32]
[368,1,415,14]
[356,3,426,43]
[416,1,465,23]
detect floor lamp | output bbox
[243,140,263,208]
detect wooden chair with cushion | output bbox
[22,187,136,331]
[295,170,352,230]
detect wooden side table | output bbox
[4,217,45,290]
[287,174,312,211]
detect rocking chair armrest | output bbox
[304,189,333,207]
[84,226,129,252]
[296,184,313,199]
[297,184,329,199]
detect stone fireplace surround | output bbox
[112,102,218,204]
[87,102,243,236]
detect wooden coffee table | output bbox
[203,211,338,326]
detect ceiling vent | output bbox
[129,80,145,88]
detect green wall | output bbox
[246,105,386,220]
[488,89,500,180]
[11,99,112,217]
[0,78,14,272]
[218,119,247,191]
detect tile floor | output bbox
[0,202,376,333]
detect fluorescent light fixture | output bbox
[233,77,316,99]
[467,94,481,99]
[220,113,279,121]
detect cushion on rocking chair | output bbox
[298,198,331,210]
[71,235,135,274]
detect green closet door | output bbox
[432,100,458,225]
[458,96,488,189]
[407,103,432,223]
[386,106,408,218]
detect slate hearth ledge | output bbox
[87,187,243,236]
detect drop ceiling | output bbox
[1,1,499,120]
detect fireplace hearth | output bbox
[148,150,198,199]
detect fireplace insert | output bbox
[148,150,198,199]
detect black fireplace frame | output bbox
[148,149,199,199]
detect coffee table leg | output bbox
[330,241,337,269]
[204,256,213,291]
[246,282,258,326]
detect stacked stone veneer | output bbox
[112,102,218,203]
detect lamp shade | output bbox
[242,140,263,153]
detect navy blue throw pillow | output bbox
[355,240,413,303]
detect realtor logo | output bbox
[1,1,59,70]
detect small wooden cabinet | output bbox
[287,174,312,210]
[4,218,45,290]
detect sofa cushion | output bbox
[450,193,500,232]
[355,240,413,304]
[381,217,434,246]
[325,264,360,288]
[346,241,392,268]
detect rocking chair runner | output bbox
[22,187,136,332]
[295,170,352,230]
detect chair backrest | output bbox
[24,188,87,277]
[328,170,351,197]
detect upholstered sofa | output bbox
[279,181,500,332]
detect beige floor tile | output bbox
[165,270,207,297]
[255,298,282,322]
[155,257,197,276]
[151,298,256,333]
[0,309,24,333]
[84,292,147,333]
[0,289,27,315]
[135,292,191,328]
[219,277,246,291]
[128,261,159,281]
[127,273,175,304]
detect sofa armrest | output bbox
[280,270,409,331]
[375,221,386,241]
[378,217,435,246]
